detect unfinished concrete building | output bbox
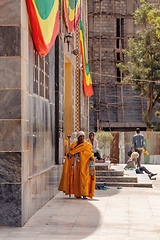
[88,0,160,132]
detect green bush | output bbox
[95,130,113,149]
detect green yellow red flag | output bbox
[26,0,59,56]
[64,0,81,33]
[80,20,93,97]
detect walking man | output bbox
[131,128,146,168]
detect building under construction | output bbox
[88,0,160,132]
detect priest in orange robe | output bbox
[58,131,95,199]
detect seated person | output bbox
[125,152,157,179]
[136,166,157,179]
[87,131,102,160]
[124,152,138,169]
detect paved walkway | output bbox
[1,164,160,240]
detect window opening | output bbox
[116,18,124,49]
[33,48,50,100]
[117,67,121,82]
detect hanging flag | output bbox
[64,0,81,33]
[26,0,59,56]
[80,20,93,97]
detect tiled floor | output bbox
[0,164,160,240]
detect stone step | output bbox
[96,176,137,183]
[96,170,124,176]
[96,181,152,188]
[95,165,110,170]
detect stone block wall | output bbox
[0,0,90,226]
[0,0,62,227]
[0,0,22,226]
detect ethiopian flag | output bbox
[80,20,93,97]
[64,0,81,33]
[26,0,59,56]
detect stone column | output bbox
[0,0,22,226]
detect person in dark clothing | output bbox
[136,166,157,179]
[126,151,157,180]
[131,128,146,167]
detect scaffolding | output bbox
[88,0,148,131]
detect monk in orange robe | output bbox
[58,131,95,199]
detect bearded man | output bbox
[58,131,95,199]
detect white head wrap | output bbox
[76,131,85,139]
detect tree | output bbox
[117,0,160,127]
[95,131,113,158]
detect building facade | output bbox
[0,0,89,226]
[88,0,160,132]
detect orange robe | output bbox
[58,141,95,199]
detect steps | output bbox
[96,170,123,176]
[95,163,152,188]
[95,181,152,188]
[96,176,137,183]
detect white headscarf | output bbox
[76,131,85,139]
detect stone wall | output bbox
[0,0,22,227]
[0,0,62,227]
[0,0,90,227]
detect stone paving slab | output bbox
[0,164,160,240]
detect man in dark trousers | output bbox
[131,128,146,168]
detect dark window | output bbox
[121,18,124,38]
[117,52,120,61]
[116,18,124,82]
[117,67,121,82]
[121,18,124,48]
[116,65,124,83]
[116,18,120,37]
[33,48,50,100]
[116,18,124,49]
[116,39,119,49]
[116,18,120,48]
